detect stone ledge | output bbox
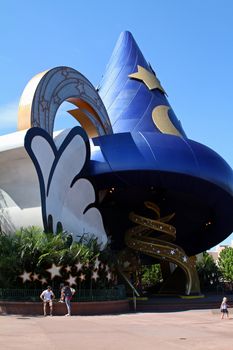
[0,299,130,316]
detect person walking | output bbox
[61,283,73,316]
[220,296,230,319]
[40,286,55,316]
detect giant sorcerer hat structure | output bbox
[90,31,233,251]
[87,31,233,293]
[19,31,233,295]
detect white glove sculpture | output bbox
[24,126,107,248]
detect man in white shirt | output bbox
[40,286,55,316]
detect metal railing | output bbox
[117,269,140,311]
[0,285,126,302]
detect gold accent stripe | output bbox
[125,202,200,295]
[18,70,48,130]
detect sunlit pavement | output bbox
[0,310,232,350]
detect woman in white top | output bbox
[40,286,55,316]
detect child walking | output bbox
[220,297,229,319]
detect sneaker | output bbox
[65,314,71,316]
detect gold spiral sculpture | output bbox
[125,201,200,295]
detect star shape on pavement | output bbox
[170,250,176,255]
[66,274,77,286]
[128,65,166,94]
[75,262,83,271]
[19,271,31,283]
[40,277,47,285]
[46,264,62,279]
[182,256,188,263]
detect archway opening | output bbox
[53,101,79,132]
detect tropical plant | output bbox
[0,227,115,289]
[196,252,219,290]
[218,247,233,289]
[141,264,163,289]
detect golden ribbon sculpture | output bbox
[125,201,200,295]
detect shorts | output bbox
[221,309,228,314]
[44,300,53,307]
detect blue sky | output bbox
[0,0,232,247]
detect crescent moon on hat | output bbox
[152,105,182,137]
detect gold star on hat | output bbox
[128,65,166,94]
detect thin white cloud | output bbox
[0,101,18,134]
[0,100,79,136]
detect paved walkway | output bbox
[0,309,232,349]
[134,294,228,312]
